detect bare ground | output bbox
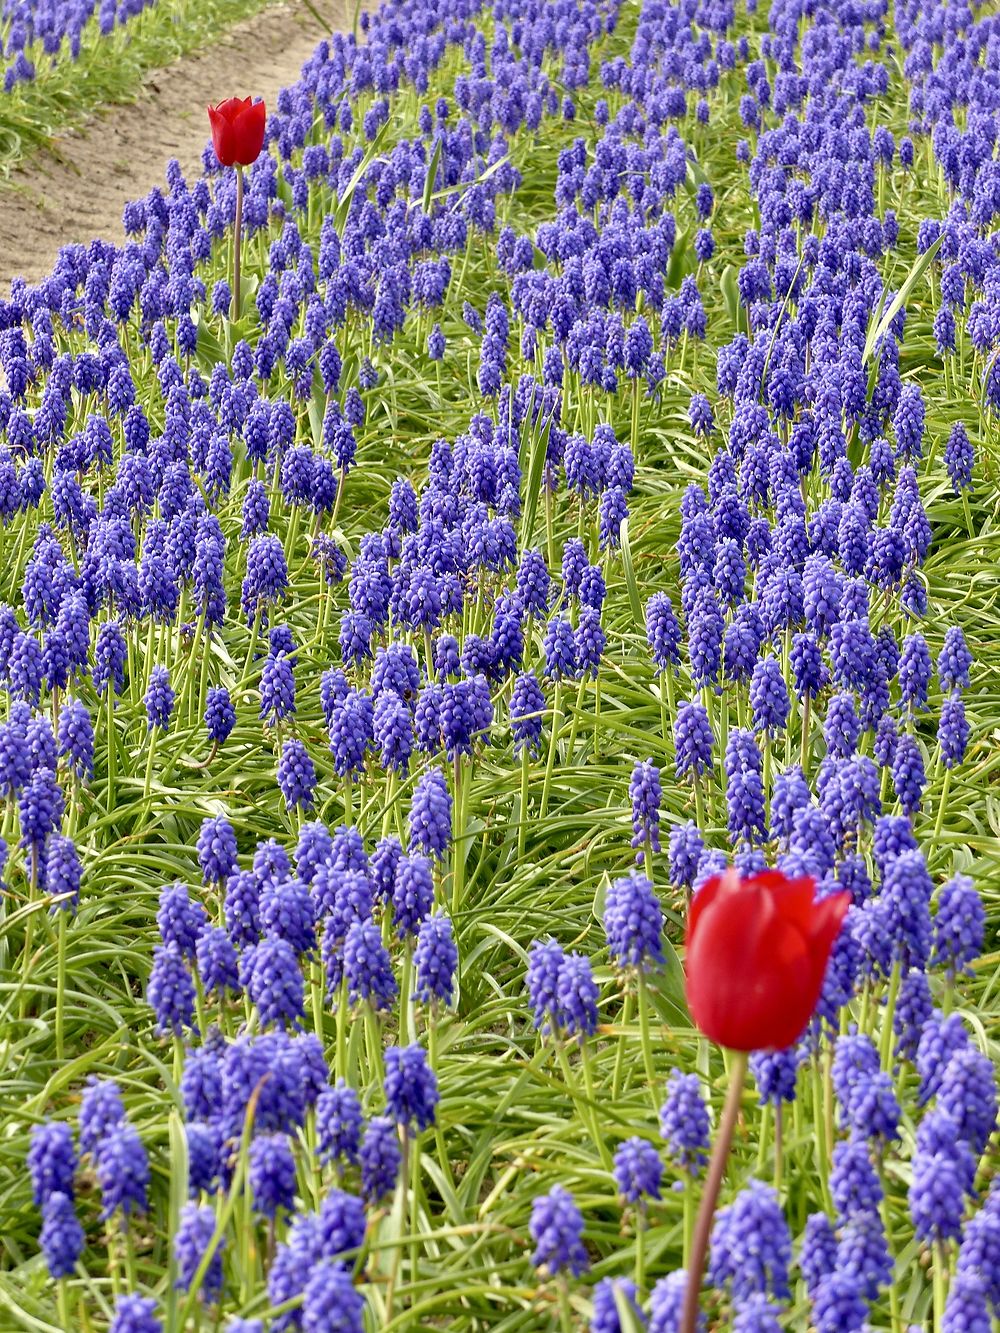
[0,0,353,291]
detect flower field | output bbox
[1,0,999,1327]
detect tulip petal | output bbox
[751,869,817,934]
[207,104,237,167]
[232,99,266,166]
[685,871,850,1053]
[216,96,252,122]
[685,865,741,942]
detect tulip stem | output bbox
[232,164,244,323]
[679,1049,747,1333]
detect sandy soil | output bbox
[0,0,353,291]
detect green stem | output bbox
[56,908,68,1063]
[57,1279,71,1330]
[800,693,811,773]
[385,1132,408,1323]
[142,728,158,802]
[933,767,952,842]
[682,1171,695,1267]
[400,942,413,1047]
[538,679,562,821]
[450,757,465,918]
[232,165,244,321]
[335,975,348,1080]
[880,960,902,1073]
[811,1056,833,1213]
[18,852,39,1021]
[636,971,659,1114]
[105,687,117,810]
[311,956,325,1045]
[410,1133,421,1288]
[611,990,634,1099]
[756,1100,771,1177]
[932,1242,948,1333]
[517,745,530,861]
[557,1275,573,1333]
[879,1164,900,1333]
[774,1102,783,1194]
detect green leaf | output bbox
[612,1282,648,1333]
[684,152,710,193]
[194,314,227,375]
[619,518,645,631]
[593,873,608,924]
[275,170,295,213]
[863,232,944,364]
[665,227,693,291]
[308,361,327,450]
[429,150,511,203]
[334,120,389,232]
[645,938,690,1027]
[720,264,740,326]
[518,410,552,553]
[423,132,444,217]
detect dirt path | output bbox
[0,0,353,292]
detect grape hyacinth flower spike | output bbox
[604,871,665,1107]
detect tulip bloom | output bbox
[207,97,266,167]
[679,868,849,1333]
[685,867,850,1052]
[206,97,265,322]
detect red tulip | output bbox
[207,97,266,168]
[684,867,850,1052]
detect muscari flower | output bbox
[630,760,662,861]
[249,1133,297,1219]
[708,1180,791,1305]
[28,1122,76,1206]
[933,874,984,979]
[316,1080,363,1168]
[174,1201,224,1301]
[79,1077,125,1157]
[148,943,196,1036]
[413,912,457,1007]
[204,686,236,747]
[245,938,304,1029]
[145,665,175,731]
[408,767,452,861]
[360,1115,401,1204]
[277,738,317,811]
[659,1070,710,1175]
[40,1190,84,1279]
[613,1137,663,1204]
[604,873,664,970]
[529,1185,588,1277]
[384,1043,438,1135]
[95,1120,149,1220]
[343,919,397,1011]
[108,1295,163,1333]
[909,1109,975,1245]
